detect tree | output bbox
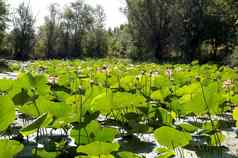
[69,0,94,57]
[125,0,238,62]
[44,3,61,58]
[0,0,7,51]
[107,24,134,58]
[84,5,108,57]
[12,2,35,60]
[125,0,177,60]
[179,0,207,62]
[55,0,95,58]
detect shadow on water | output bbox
[16,135,73,158]
[117,134,156,154]
[16,143,34,158]
[0,59,10,72]
[186,145,238,158]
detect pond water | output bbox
[0,70,238,158]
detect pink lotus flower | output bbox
[165,68,173,78]
[223,80,233,89]
[48,76,58,84]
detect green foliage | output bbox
[233,107,238,127]
[16,73,50,96]
[1,0,237,62]
[20,113,49,136]
[34,1,108,59]
[70,120,118,145]
[77,142,119,156]
[0,59,237,157]
[0,96,16,132]
[0,79,13,92]
[155,148,176,158]
[178,123,198,133]
[154,126,192,149]
[32,149,57,158]
[175,82,225,115]
[0,140,23,158]
[209,132,225,146]
[125,0,238,62]
[90,92,146,113]
[118,151,141,158]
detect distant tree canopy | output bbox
[33,0,108,59]
[125,0,238,63]
[0,0,238,64]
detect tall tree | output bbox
[44,3,60,58]
[12,2,35,60]
[69,0,94,57]
[85,5,108,57]
[180,0,207,62]
[126,0,176,60]
[57,0,94,57]
[0,0,7,50]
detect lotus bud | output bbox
[141,70,146,75]
[195,76,201,81]
[78,85,84,95]
[165,68,173,78]
[48,76,58,85]
[90,79,95,85]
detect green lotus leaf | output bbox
[12,88,31,105]
[0,140,23,158]
[71,120,101,145]
[32,149,57,158]
[233,107,238,127]
[179,94,207,115]
[155,147,176,157]
[77,142,119,156]
[71,120,118,145]
[203,83,225,114]
[95,128,118,142]
[178,123,198,133]
[20,113,50,136]
[90,92,145,113]
[152,75,170,89]
[157,108,176,125]
[0,96,16,132]
[14,73,51,96]
[151,88,170,101]
[154,126,192,149]
[156,151,176,158]
[0,79,14,92]
[76,155,114,158]
[119,76,136,91]
[118,151,141,158]
[176,82,200,96]
[231,96,238,106]
[20,96,72,118]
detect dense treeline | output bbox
[0,0,238,64]
[125,0,238,63]
[1,0,108,60]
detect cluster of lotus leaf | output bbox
[0,59,237,158]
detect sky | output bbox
[7,0,127,29]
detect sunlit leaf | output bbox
[0,96,16,132]
[154,126,192,149]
